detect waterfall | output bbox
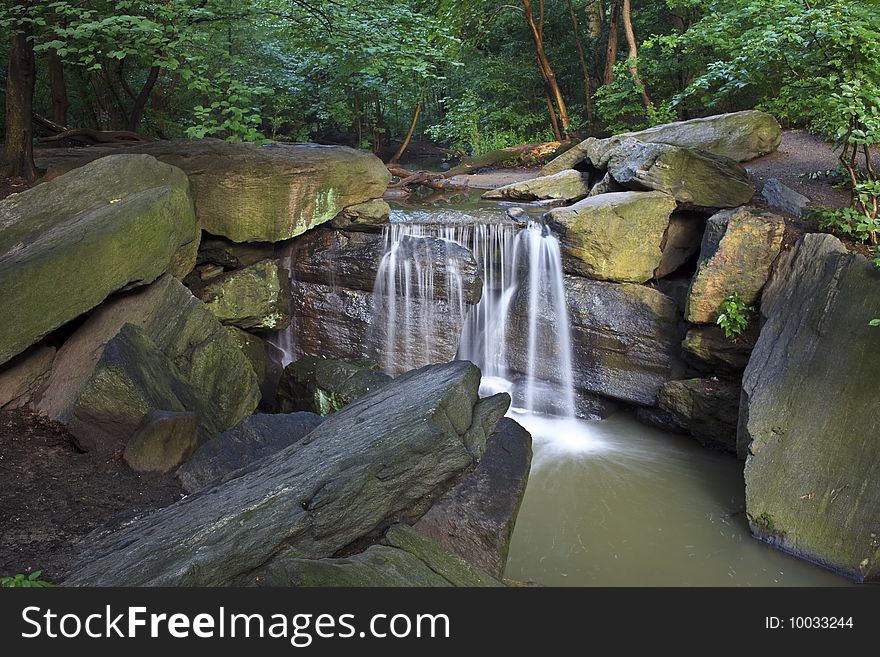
[372,210,577,418]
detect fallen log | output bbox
[39,127,153,145]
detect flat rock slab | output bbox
[177,412,324,493]
[414,417,532,578]
[41,139,391,243]
[253,524,503,587]
[65,361,506,586]
[741,234,880,582]
[482,169,592,203]
[0,154,197,365]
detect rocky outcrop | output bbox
[176,412,324,493]
[123,410,199,473]
[547,191,677,283]
[656,379,740,453]
[587,111,782,166]
[0,154,197,366]
[331,199,391,232]
[482,169,592,203]
[761,178,810,218]
[508,275,681,406]
[605,139,755,208]
[740,234,880,582]
[34,275,260,454]
[275,356,392,415]
[254,524,503,587]
[681,325,756,375]
[685,207,785,323]
[192,259,291,330]
[65,361,508,586]
[43,140,391,243]
[414,417,532,578]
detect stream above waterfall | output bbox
[383,195,849,587]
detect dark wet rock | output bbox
[761,178,810,217]
[34,275,260,455]
[196,237,276,270]
[685,207,785,324]
[0,154,197,366]
[123,410,199,473]
[275,356,392,415]
[176,412,324,493]
[656,379,740,453]
[252,524,503,587]
[414,417,532,578]
[65,361,504,586]
[741,233,880,582]
[681,325,756,375]
[224,327,285,410]
[654,212,707,279]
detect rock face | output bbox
[0,343,56,409]
[508,275,681,406]
[547,191,677,283]
[657,379,740,453]
[331,198,391,232]
[761,178,810,217]
[654,212,707,279]
[685,207,785,323]
[43,140,391,243]
[0,154,198,366]
[590,111,782,166]
[254,524,502,587]
[35,275,260,454]
[123,410,199,473]
[740,234,880,582]
[682,325,756,375]
[539,138,596,176]
[414,417,532,578]
[176,412,324,493]
[224,327,284,409]
[275,356,392,415]
[65,361,508,586]
[605,139,755,208]
[482,169,592,203]
[193,259,291,330]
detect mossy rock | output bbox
[0,154,197,366]
[482,169,592,203]
[275,355,392,415]
[194,259,291,330]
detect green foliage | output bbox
[1,571,54,588]
[812,206,880,244]
[716,292,754,340]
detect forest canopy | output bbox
[0,0,878,174]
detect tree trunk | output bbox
[545,92,562,141]
[47,10,69,127]
[128,65,160,132]
[586,0,603,39]
[522,0,570,134]
[2,24,38,183]
[567,0,594,131]
[603,0,621,86]
[622,0,651,108]
[388,96,423,165]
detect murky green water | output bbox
[504,412,850,586]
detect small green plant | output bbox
[716,292,754,340]
[1,571,54,588]
[753,512,776,534]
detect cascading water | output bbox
[371,208,577,418]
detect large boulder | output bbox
[34,275,260,454]
[253,524,503,587]
[123,410,199,473]
[605,139,755,208]
[587,111,782,166]
[508,275,681,405]
[331,198,391,232]
[546,191,677,283]
[275,356,392,415]
[414,417,532,578]
[685,207,785,323]
[656,379,740,453]
[481,169,592,203]
[43,140,391,243]
[176,412,324,493]
[740,234,880,582]
[192,259,291,330]
[0,154,198,366]
[65,361,509,586]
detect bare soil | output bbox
[0,408,183,583]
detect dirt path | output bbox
[0,408,183,583]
